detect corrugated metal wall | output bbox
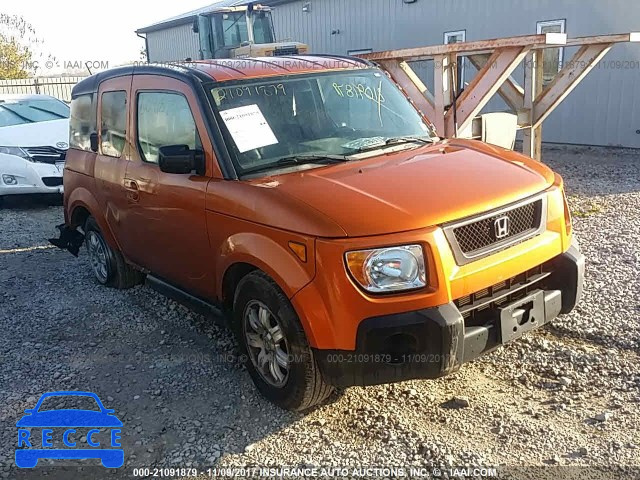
[269,0,640,148]
[147,24,201,63]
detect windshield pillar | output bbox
[246,10,255,44]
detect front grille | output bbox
[443,195,546,265]
[454,263,551,327]
[24,146,67,164]
[42,177,63,187]
[274,46,299,56]
[454,200,541,253]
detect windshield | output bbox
[0,98,70,127]
[210,69,432,176]
[37,395,101,412]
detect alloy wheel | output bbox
[86,231,109,284]
[243,300,290,387]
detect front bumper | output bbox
[314,240,585,387]
[0,184,63,196]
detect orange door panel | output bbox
[121,75,220,299]
[94,75,133,247]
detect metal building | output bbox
[138,0,640,148]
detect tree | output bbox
[0,14,50,79]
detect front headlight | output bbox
[345,244,427,293]
[0,146,31,160]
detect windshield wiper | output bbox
[355,136,433,153]
[242,154,349,176]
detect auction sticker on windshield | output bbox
[219,104,278,153]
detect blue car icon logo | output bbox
[16,391,123,468]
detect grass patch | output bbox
[572,202,604,217]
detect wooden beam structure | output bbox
[359,32,639,161]
[532,44,612,128]
[377,60,436,121]
[444,46,529,137]
[467,54,524,111]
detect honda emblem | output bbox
[494,216,511,240]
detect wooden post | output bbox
[522,50,543,160]
[448,53,458,137]
[433,54,447,136]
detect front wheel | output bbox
[234,271,333,411]
[84,216,143,289]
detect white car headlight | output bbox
[346,244,427,293]
[0,146,31,161]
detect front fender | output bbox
[214,229,319,344]
[216,232,315,300]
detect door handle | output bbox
[125,179,140,202]
[124,179,139,190]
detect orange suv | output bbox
[52,57,584,411]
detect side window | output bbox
[69,94,96,151]
[137,92,201,164]
[444,30,466,93]
[537,19,566,86]
[100,91,127,158]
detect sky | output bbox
[3,0,213,75]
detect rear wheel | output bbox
[84,216,143,289]
[234,271,333,411]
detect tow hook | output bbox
[48,224,85,257]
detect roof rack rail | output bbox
[309,53,374,67]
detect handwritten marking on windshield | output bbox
[214,84,286,103]
[332,82,385,103]
[332,81,385,126]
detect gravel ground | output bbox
[0,145,638,480]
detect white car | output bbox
[0,94,70,206]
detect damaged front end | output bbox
[49,224,84,257]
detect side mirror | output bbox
[158,145,205,175]
[89,132,99,153]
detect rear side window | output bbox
[100,91,127,158]
[137,92,200,164]
[69,95,96,151]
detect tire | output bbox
[83,216,143,289]
[234,271,333,411]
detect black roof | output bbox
[71,64,214,98]
[71,56,374,98]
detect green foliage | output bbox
[0,14,39,79]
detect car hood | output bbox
[243,139,556,238]
[0,118,69,148]
[16,410,123,428]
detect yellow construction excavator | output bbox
[193,2,309,59]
